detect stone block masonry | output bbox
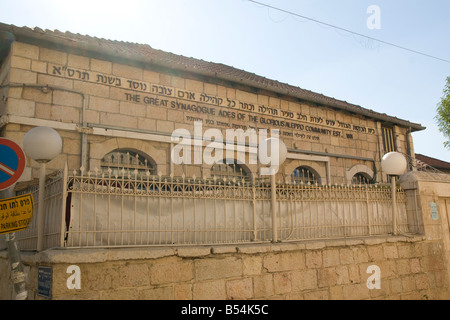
[3,40,388,185]
[0,29,440,303]
[1,235,449,300]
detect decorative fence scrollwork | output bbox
[15,166,411,250]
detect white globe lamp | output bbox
[23,126,62,163]
[381,152,407,176]
[381,151,407,236]
[23,127,62,252]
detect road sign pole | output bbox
[5,232,28,300]
[1,185,28,300]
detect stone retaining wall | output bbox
[1,235,449,300]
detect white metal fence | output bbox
[15,166,412,250]
[16,169,67,250]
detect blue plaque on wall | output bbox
[430,202,439,220]
[38,266,52,299]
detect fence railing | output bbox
[16,169,67,250]
[15,166,412,250]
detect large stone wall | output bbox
[400,171,450,285]
[1,235,449,300]
[1,37,447,302]
[1,41,409,184]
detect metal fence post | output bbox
[252,176,257,241]
[366,184,372,235]
[271,172,278,243]
[59,162,68,248]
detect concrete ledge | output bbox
[0,234,426,264]
[176,247,211,258]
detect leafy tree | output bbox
[436,76,450,149]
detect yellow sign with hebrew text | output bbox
[0,194,34,235]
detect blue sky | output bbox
[1,0,449,161]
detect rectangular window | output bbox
[381,127,395,153]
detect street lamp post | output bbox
[259,137,287,243]
[381,152,407,236]
[23,127,62,252]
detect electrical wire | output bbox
[247,0,450,64]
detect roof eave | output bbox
[0,23,426,132]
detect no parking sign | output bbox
[0,138,26,191]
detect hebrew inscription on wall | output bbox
[48,63,376,142]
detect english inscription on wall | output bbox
[48,63,376,142]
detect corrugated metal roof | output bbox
[0,23,425,131]
[415,153,450,170]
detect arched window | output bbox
[210,159,250,181]
[291,166,320,185]
[101,149,157,178]
[351,172,371,185]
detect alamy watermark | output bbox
[366,265,381,290]
[66,265,81,290]
[170,121,287,175]
[367,5,381,30]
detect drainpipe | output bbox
[80,94,87,170]
[0,84,87,169]
[406,127,416,171]
[169,142,174,176]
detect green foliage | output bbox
[436,76,450,149]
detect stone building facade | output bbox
[3,24,449,301]
[0,23,424,186]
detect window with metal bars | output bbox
[381,126,396,153]
[100,149,157,177]
[210,160,249,181]
[351,172,371,185]
[291,166,320,185]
